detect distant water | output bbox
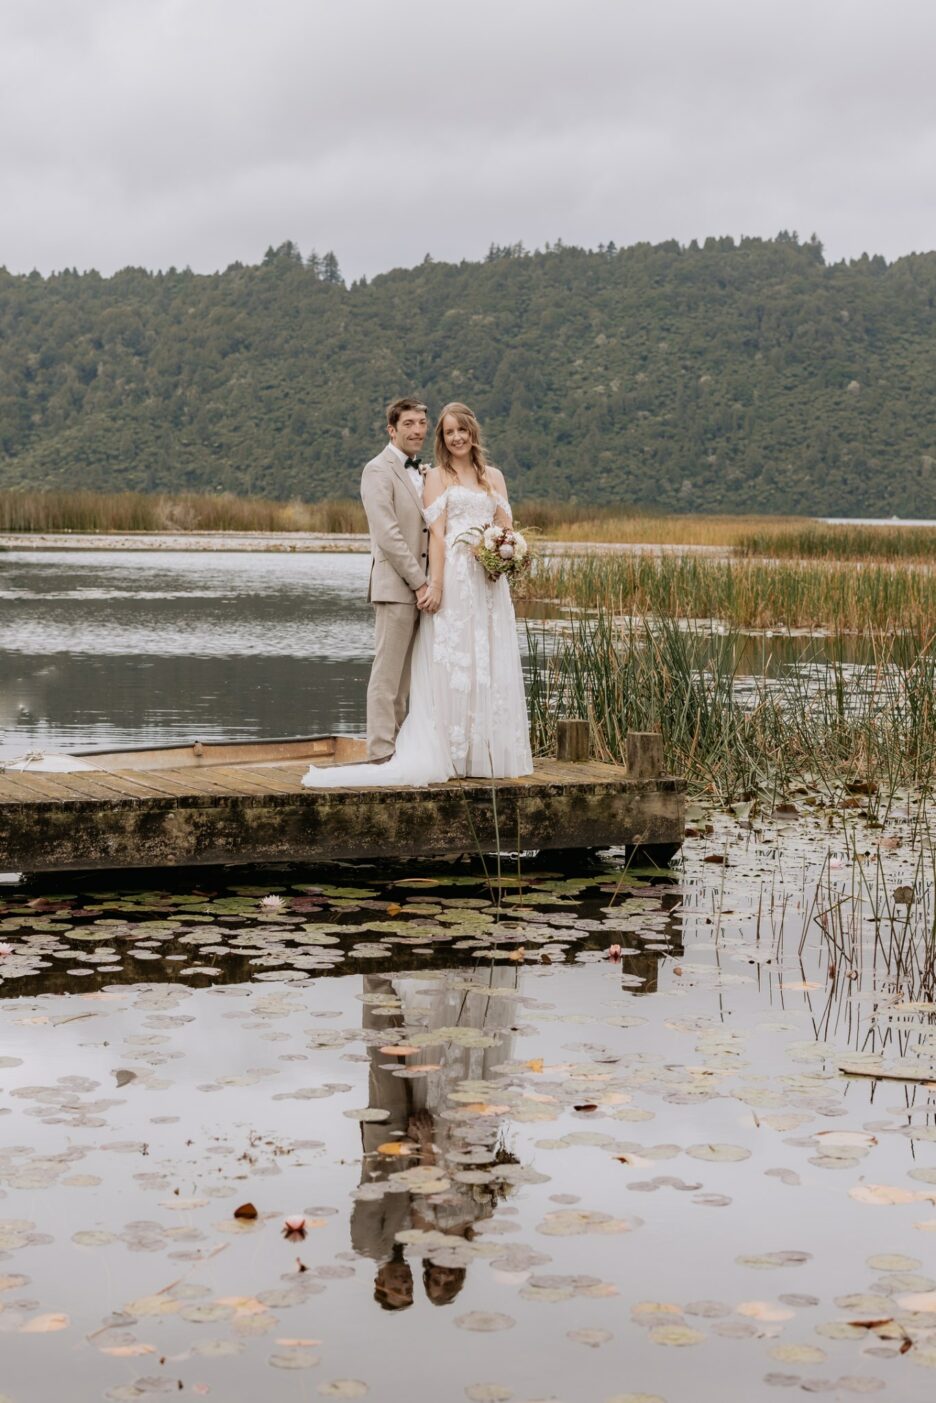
[821,516,936,526]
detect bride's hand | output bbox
[420,580,442,613]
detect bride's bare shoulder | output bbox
[485,464,507,491]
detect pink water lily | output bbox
[607,944,622,961]
[0,943,14,958]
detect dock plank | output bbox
[0,751,686,874]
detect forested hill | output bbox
[2,234,936,516]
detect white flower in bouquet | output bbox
[482,526,499,549]
[511,532,528,559]
[498,542,514,559]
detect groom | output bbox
[360,397,441,762]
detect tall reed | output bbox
[529,553,936,633]
[527,610,936,804]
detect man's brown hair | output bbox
[386,396,428,429]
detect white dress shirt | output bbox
[387,441,424,499]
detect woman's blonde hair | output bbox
[433,403,490,490]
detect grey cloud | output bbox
[2,0,936,279]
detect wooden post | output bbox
[555,718,590,762]
[626,731,663,779]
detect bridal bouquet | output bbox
[460,523,533,585]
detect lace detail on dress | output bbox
[492,491,511,521]
[423,490,448,526]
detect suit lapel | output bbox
[381,445,423,509]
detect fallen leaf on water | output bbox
[269,1349,321,1370]
[379,1045,419,1057]
[20,1313,70,1333]
[896,1290,936,1313]
[649,1324,705,1346]
[815,1131,877,1148]
[377,1142,415,1157]
[850,1184,936,1207]
[737,1301,795,1322]
[99,1343,157,1358]
[686,1143,751,1163]
[768,1343,826,1364]
[524,1058,544,1073]
[454,1312,515,1332]
[234,1202,258,1220]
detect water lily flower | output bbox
[0,942,14,957]
[282,1215,307,1240]
[607,944,622,961]
[260,895,285,909]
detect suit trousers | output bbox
[366,601,420,760]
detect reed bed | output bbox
[4,488,935,563]
[736,522,936,561]
[0,489,368,535]
[527,611,936,805]
[530,553,936,633]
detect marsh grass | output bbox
[0,488,368,535]
[736,522,936,561]
[4,487,936,564]
[530,553,936,632]
[527,610,936,805]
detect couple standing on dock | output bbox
[302,398,532,789]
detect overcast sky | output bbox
[2,0,936,280]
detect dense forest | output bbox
[1,233,935,515]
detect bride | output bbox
[302,403,533,788]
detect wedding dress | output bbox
[302,484,533,788]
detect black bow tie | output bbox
[405,456,422,471]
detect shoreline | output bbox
[0,529,728,557]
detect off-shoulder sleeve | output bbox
[493,491,512,522]
[423,489,448,526]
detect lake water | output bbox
[0,550,389,760]
[1,550,935,1401]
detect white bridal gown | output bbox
[301,484,533,789]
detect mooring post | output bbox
[626,731,664,779]
[555,718,590,762]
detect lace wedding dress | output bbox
[302,485,533,788]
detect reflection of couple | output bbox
[303,399,532,788]
[350,971,518,1310]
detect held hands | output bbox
[416,579,442,614]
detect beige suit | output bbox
[360,446,430,760]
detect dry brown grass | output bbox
[0,489,368,535]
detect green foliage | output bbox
[2,233,936,514]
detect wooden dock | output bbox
[0,733,685,876]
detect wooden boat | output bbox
[65,734,368,772]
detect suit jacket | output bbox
[360,446,429,603]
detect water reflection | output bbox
[353,968,518,1310]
